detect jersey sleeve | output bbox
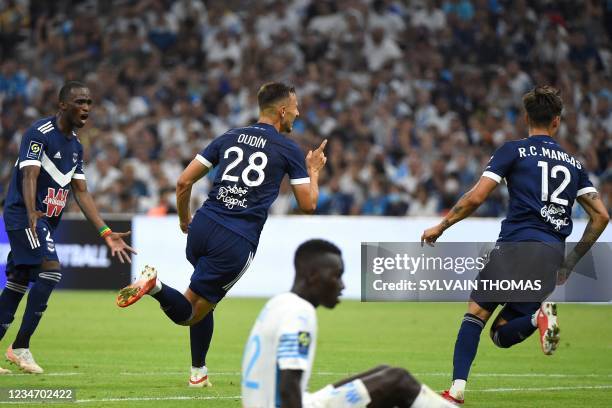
[18,127,46,169]
[195,137,223,169]
[276,309,315,371]
[482,142,517,183]
[286,142,310,185]
[576,166,596,197]
[72,143,86,180]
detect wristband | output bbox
[99,225,112,238]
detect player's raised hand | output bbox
[421,224,445,247]
[27,210,45,242]
[306,139,328,174]
[104,231,137,264]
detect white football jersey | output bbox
[242,292,317,408]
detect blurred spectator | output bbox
[408,184,439,217]
[147,187,178,216]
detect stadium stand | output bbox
[0,0,610,217]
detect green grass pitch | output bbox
[1,291,611,407]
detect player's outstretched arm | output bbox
[22,165,44,242]
[71,178,136,263]
[557,192,610,284]
[421,176,498,246]
[292,139,327,214]
[176,159,209,233]
[279,369,304,408]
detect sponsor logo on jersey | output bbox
[26,141,44,160]
[217,184,249,209]
[43,187,69,217]
[540,204,570,231]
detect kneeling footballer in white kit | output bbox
[241,239,454,408]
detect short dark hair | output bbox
[294,239,341,272]
[59,81,88,102]
[522,85,563,127]
[257,82,295,110]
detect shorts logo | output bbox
[297,331,311,356]
[43,187,69,217]
[26,141,43,160]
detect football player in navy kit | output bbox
[421,86,609,404]
[117,82,328,387]
[0,81,135,374]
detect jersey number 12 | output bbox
[537,161,570,206]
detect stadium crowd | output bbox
[0,0,610,217]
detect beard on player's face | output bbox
[280,116,293,133]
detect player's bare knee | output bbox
[41,260,61,271]
[38,262,62,285]
[467,302,491,322]
[181,300,213,326]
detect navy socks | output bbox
[151,283,193,324]
[491,315,536,348]
[190,312,214,368]
[13,272,60,349]
[0,282,27,341]
[452,313,486,381]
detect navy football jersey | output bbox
[196,123,309,245]
[483,135,596,242]
[3,117,85,231]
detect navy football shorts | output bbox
[471,242,563,316]
[186,212,256,304]
[5,218,59,281]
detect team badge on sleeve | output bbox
[26,141,44,160]
[297,331,311,356]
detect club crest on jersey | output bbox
[26,141,43,160]
[43,187,69,217]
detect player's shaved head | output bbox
[294,239,342,275]
[59,81,88,102]
[257,82,295,111]
[292,239,344,308]
[523,86,563,127]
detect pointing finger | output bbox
[317,139,328,151]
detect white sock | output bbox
[449,379,466,399]
[411,385,456,408]
[191,366,207,375]
[148,279,162,296]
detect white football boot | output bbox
[6,346,44,374]
[189,366,212,388]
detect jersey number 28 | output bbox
[537,161,570,206]
[221,147,268,187]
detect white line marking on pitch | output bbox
[117,371,612,378]
[1,386,611,404]
[6,370,611,379]
[470,385,612,392]
[76,396,242,404]
[6,372,81,376]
